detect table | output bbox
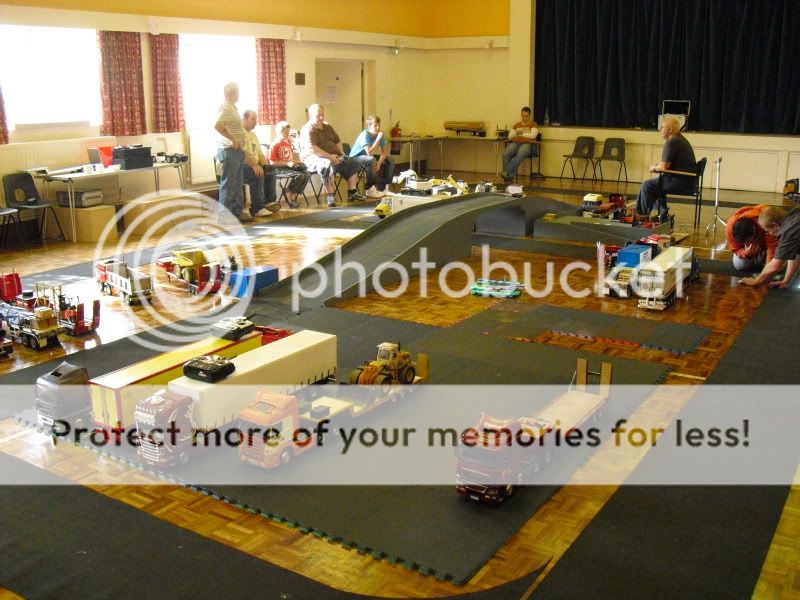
[441,135,506,175]
[389,136,444,176]
[37,162,186,243]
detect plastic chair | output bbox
[514,133,544,182]
[661,157,707,228]
[595,138,628,183]
[559,136,596,180]
[1,172,65,242]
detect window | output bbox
[179,34,257,129]
[0,25,101,129]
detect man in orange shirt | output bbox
[726,204,778,271]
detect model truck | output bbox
[636,246,700,310]
[349,342,428,387]
[157,249,225,295]
[35,282,100,336]
[0,302,61,350]
[135,330,336,466]
[456,359,612,504]
[96,258,154,305]
[34,362,93,430]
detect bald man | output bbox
[635,116,696,223]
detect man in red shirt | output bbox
[725,204,778,271]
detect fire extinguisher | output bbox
[390,122,402,155]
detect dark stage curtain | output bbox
[534,0,800,134]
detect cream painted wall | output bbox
[315,60,364,145]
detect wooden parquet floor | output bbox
[0,178,797,599]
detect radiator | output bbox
[186,128,220,185]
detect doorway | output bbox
[315,59,375,147]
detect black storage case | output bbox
[112,146,154,170]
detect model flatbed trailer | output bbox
[134,330,337,466]
[456,359,612,504]
[90,330,266,429]
[636,246,699,310]
[0,303,61,350]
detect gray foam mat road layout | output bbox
[456,303,709,355]
[0,454,548,600]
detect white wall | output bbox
[315,60,365,145]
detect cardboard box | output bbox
[47,205,118,243]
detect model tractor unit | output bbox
[349,342,428,388]
[158,249,223,295]
[0,271,23,304]
[135,330,336,466]
[0,302,61,350]
[636,246,699,310]
[34,362,93,430]
[600,243,653,299]
[34,282,100,336]
[96,258,154,305]
[88,330,266,430]
[456,359,612,504]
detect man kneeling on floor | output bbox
[242,110,281,217]
[726,204,778,271]
[300,103,372,207]
[739,206,800,288]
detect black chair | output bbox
[559,136,596,180]
[660,157,708,228]
[595,138,628,183]
[0,207,28,249]
[276,170,310,207]
[514,133,544,182]
[334,143,369,202]
[1,172,65,242]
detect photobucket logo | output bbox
[93,190,256,351]
[291,244,695,309]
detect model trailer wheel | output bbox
[400,366,416,384]
[30,337,40,351]
[21,335,30,348]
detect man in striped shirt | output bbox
[214,82,251,222]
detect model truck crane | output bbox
[349,342,428,388]
[456,359,612,504]
[96,258,154,305]
[134,330,336,466]
[0,302,61,350]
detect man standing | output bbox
[502,106,539,183]
[214,82,250,222]
[739,206,800,288]
[350,115,394,198]
[299,103,367,207]
[242,110,281,217]
[635,116,696,223]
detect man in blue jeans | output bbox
[214,82,251,222]
[502,106,539,183]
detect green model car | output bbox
[470,279,523,298]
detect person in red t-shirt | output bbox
[726,204,778,271]
[270,121,310,209]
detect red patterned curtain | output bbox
[0,85,8,144]
[255,38,286,124]
[98,31,147,136]
[149,33,185,133]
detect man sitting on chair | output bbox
[350,115,394,198]
[242,110,281,217]
[270,120,310,209]
[502,106,539,183]
[635,116,696,223]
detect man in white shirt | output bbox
[502,106,539,183]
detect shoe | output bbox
[288,200,301,209]
[254,208,272,217]
[238,210,253,223]
[658,212,670,224]
[265,201,281,213]
[327,194,337,207]
[348,190,366,201]
[366,186,384,199]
